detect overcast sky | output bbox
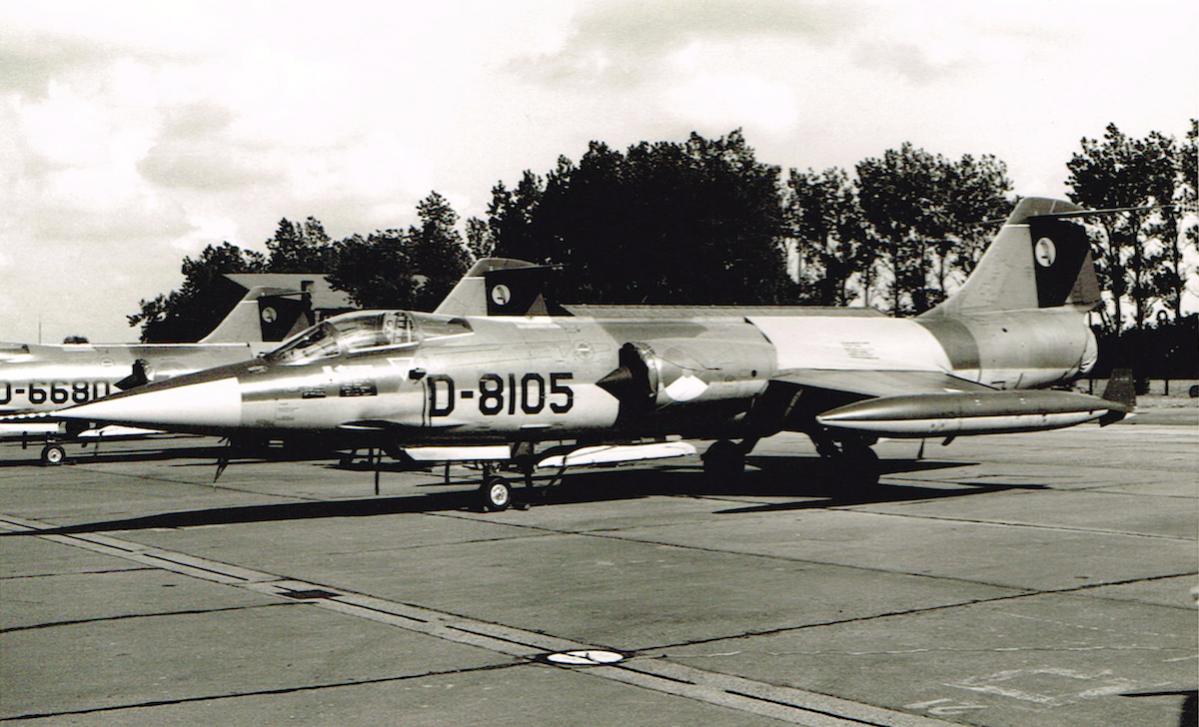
[2,0,1195,342]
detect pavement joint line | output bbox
[70,462,331,502]
[458,514,1199,600]
[0,661,526,723]
[0,566,156,580]
[821,508,1197,542]
[1,510,958,727]
[638,569,1199,653]
[0,602,297,634]
[426,511,1052,597]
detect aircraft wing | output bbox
[770,369,994,398]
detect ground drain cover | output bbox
[280,589,341,600]
[538,649,627,666]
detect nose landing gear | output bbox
[480,474,513,511]
[40,444,66,466]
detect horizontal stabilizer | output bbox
[1099,368,1136,426]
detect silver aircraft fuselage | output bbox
[56,305,1102,445]
[0,342,257,416]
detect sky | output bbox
[1,0,1196,342]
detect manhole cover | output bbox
[540,650,626,666]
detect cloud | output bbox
[0,31,117,96]
[852,41,960,84]
[519,0,864,86]
[137,103,270,191]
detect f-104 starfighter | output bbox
[53,197,1131,510]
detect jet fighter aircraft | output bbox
[1,275,341,464]
[52,198,1131,509]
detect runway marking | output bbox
[0,512,956,727]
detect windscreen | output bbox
[264,311,470,364]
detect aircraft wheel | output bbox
[838,443,880,488]
[480,476,513,512]
[40,444,67,466]
[702,440,745,486]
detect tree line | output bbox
[131,123,1197,356]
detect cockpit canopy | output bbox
[264,311,471,365]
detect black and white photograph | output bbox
[1,1,1196,725]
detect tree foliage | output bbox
[484,130,793,305]
[784,167,878,306]
[1067,122,1195,332]
[132,124,1193,348]
[856,144,1011,314]
[128,242,267,342]
[327,229,413,309]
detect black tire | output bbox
[480,476,513,512]
[40,445,66,466]
[702,440,745,487]
[838,443,880,488]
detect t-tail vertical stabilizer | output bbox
[922,197,1100,318]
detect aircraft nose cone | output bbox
[60,376,243,431]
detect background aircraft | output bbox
[1,274,351,464]
[52,198,1131,508]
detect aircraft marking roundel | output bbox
[261,306,277,323]
[1034,237,1056,267]
[490,284,511,306]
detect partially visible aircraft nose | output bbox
[59,376,243,430]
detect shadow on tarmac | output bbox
[1120,689,1197,727]
[0,455,1048,537]
[0,444,354,468]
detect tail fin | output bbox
[433,258,563,317]
[923,197,1100,317]
[199,286,311,344]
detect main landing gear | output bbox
[813,434,880,488]
[701,439,754,487]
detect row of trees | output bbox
[1067,122,1197,332]
[128,195,471,342]
[131,124,1197,345]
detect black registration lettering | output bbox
[520,373,545,414]
[549,372,574,413]
[428,373,575,417]
[428,375,456,417]
[478,374,504,415]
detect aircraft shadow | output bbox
[1,455,1046,536]
[0,444,230,467]
[1120,689,1197,727]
